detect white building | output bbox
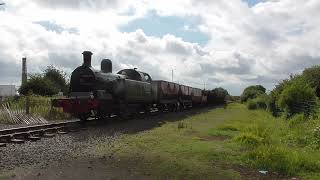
[0,85,16,97]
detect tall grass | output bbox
[0,95,70,124]
[214,104,320,177]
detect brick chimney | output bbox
[22,57,27,85]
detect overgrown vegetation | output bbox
[0,95,70,123]
[19,66,69,96]
[240,85,266,103]
[246,94,270,110]
[242,65,320,118]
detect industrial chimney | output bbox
[82,51,93,67]
[22,57,27,85]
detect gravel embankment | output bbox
[0,107,212,178]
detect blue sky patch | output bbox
[35,21,78,34]
[120,11,210,46]
[243,0,264,7]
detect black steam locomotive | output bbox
[53,51,208,121]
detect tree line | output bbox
[241,65,320,118]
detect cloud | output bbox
[0,0,320,95]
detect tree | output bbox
[241,85,266,102]
[43,65,69,94]
[207,87,229,104]
[269,74,302,116]
[19,65,69,96]
[277,79,317,117]
[302,65,320,97]
[19,74,59,96]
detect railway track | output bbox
[0,106,209,148]
[0,120,83,147]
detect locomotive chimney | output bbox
[101,59,112,73]
[82,51,93,67]
[21,57,27,85]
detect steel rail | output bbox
[0,119,82,147]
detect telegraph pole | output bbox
[171,69,173,82]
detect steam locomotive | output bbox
[53,51,208,121]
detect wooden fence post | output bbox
[26,96,30,115]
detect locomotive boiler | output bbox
[53,51,208,121]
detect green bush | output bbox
[246,95,270,110]
[277,80,317,117]
[44,65,69,95]
[302,65,320,97]
[241,85,266,103]
[19,66,69,96]
[269,75,301,116]
[19,74,59,96]
[288,114,307,127]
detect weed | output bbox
[177,121,186,129]
[219,124,238,131]
[235,132,263,147]
[247,145,320,175]
[288,114,307,127]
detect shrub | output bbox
[288,114,306,127]
[241,85,266,102]
[247,99,258,110]
[44,65,69,95]
[269,75,301,116]
[277,80,317,118]
[246,94,270,110]
[19,65,69,96]
[19,74,59,96]
[302,65,320,97]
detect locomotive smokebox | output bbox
[82,51,93,67]
[101,59,112,73]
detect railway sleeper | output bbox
[43,133,56,138]
[0,143,6,147]
[27,135,41,141]
[10,138,25,144]
[0,135,12,143]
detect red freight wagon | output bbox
[201,90,208,104]
[152,80,179,105]
[192,88,202,104]
[179,85,192,108]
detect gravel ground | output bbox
[0,107,212,179]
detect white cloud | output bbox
[0,0,320,95]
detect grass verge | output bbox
[93,103,320,179]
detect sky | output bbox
[0,0,319,95]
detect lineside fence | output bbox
[0,96,70,125]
